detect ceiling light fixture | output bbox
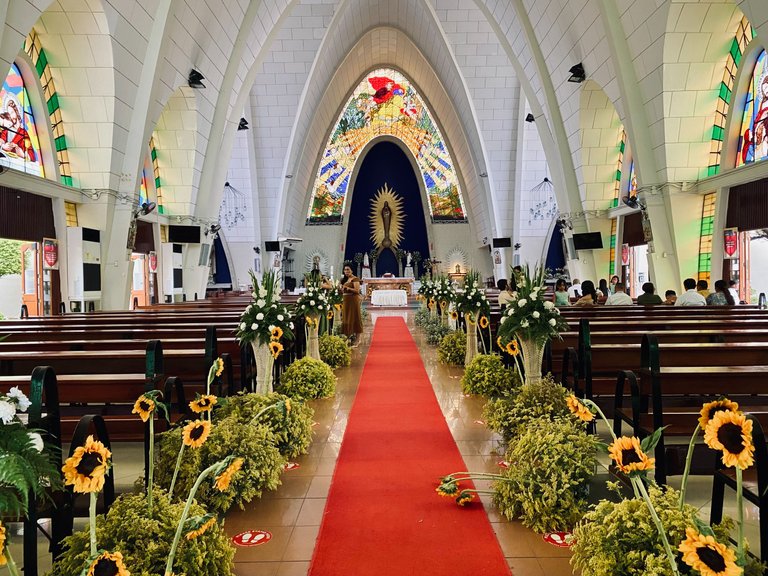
[525,113,535,123]
[238,117,249,131]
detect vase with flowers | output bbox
[454,270,490,366]
[236,270,295,394]
[496,264,568,384]
[296,280,332,361]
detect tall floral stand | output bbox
[429,301,437,320]
[251,342,275,394]
[517,337,546,385]
[464,314,479,366]
[306,314,321,360]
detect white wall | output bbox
[0,275,22,319]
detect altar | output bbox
[363,277,414,297]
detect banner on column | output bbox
[723,228,739,259]
[42,238,59,270]
[621,243,630,267]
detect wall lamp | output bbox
[567,63,586,83]
[188,69,205,89]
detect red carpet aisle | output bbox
[309,317,512,575]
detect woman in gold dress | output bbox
[341,264,363,345]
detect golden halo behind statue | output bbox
[369,183,405,250]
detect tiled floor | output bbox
[6,308,760,575]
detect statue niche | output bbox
[369,184,404,264]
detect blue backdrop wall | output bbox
[344,140,430,276]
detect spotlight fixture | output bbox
[621,195,639,210]
[568,63,586,83]
[479,172,488,178]
[133,201,156,219]
[285,174,293,179]
[188,69,205,89]
[525,113,535,123]
[238,117,249,131]
[205,223,222,238]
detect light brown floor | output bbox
[7,309,759,575]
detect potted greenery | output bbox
[461,354,519,397]
[318,334,352,368]
[278,357,336,400]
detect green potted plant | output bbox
[461,354,519,397]
[319,334,352,368]
[278,357,336,400]
[437,330,466,365]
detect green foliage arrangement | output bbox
[437,330,466,365]
[278,357,336,399]
[0,239,22,277]
[483,375,574,442]
[47,491,235,576]
[493,418,598,533]
[414,307,431,328]
[426,319,452,345]
[461,354,519,397]
[217,392,314,458]
[571,485,764,576]
[318,334,351,368]
[155,415,284,512]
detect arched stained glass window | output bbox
[0,63,44,177]
[736,49,768,167]
[627,160,637,196]
[307,68,467,224]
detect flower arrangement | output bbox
[236,270,295,346]
[319,334,352,368]
[461,354,519,397]
[296,282,332,320]
[437,330,466,365]
[417,279,437,311]
[454,271,490,320]
[278,357,336,400]
[433,275,455,317]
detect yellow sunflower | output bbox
[86,551,130,576]
[326,311,334,320]
[456,491,475,506]
[608,436,655,475]
[214,457,244,492]
[213,357,224,377]
[450,310,459,320]
[427,299,435,309]
[496,336,503,350]
[269,341,284,359]
[505,340,519,356]
[131,395,155,422]
[479,316,489,329]
[334,303,342,310]
[566,395,594,422]
[436,477,460,498]
[678,527,741,576]
[699,399,740,431]
[305,315,317,327]
[189,395,217,414]
[439,300,448,310]
[270,326,283,340]
[0,520,6,567]
[704,410,754,470]
[182,420,212,449]
[62,435,112,493]
[185,515,217,540]
[467,315,476,325]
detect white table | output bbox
[370,289,408,307]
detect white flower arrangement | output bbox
[454,271,490,319]
[296,283,332,319]
[236,269,295,345]
[0,386,31,425]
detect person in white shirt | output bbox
[675,278,707,306]
[567,279,582,300]
[729,280,740,305]
[604,282,633,305]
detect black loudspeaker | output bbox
[285,276,297,291]
[265,241,281,252]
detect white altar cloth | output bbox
[370,289,408,307]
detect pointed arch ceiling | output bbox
[307,67,467,224]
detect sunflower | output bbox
[439,300,448,310]
[214,457,244,492]
[496,336,503,350]
[427,299,435,309]
[327,311,334,320]
[450,310,459,320]
[213,357,224,377]
[0,520,6,567]
[704,410,754,470]
[284,398,292,414]
[185,515,217,540]
[305,315,317,327]
[456,490,475,506]
[62,435,112,493]
[182,420,212,449]
[270,326,283,340]
[334,303,342,310]
[479,316,489,329]
[566,395,594,422]
[505,340,519,356]
[436,477,460,497]
[467,315,476,325]
[86,551,130,576]
[699,399,739,431]
[678,527,741,576]
[269,341,284,359]
[189,395,217,414]
[608,436,655,475]
[131,395,155,422]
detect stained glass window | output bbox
[698,192,717,282]
[149,136,165,214]
[627,160,637,196]
[308,68,467,224]
[139,169,149,207]
[612,129,625,208]
[736,49,768,167]
[0,63,44,177]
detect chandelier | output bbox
[528,177,558,225]
[220,181,247,227]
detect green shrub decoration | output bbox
[571,485,765,576]
[217,392,314,458]
[319,334,352,368]
[483,374,574,442]
[437,330,466,365]
[426,321,452,345]
[414,307,431,327]
[461,354,519,397]
[492,418,598,533]
[47,491,235,576]
[278,357,336,399]
[155,415,284,512]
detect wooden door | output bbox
[20,242,40,316]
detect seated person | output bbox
[604,282,633,305]
[574,280,598,306]
[676,278,707,306]
[696,279,710,299]
[497,279,515,308]
[636,282,662,305]
[554,279,570,307]
[567,278,582,300]
[664,290,677,305]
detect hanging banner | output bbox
[42,238,59,270]
[148,251,158,273]
[723,228,739,259]
[621,243,630,267]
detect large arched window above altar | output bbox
[736,48,768,167]
[0,63,44,178]
[307,68,467,224]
